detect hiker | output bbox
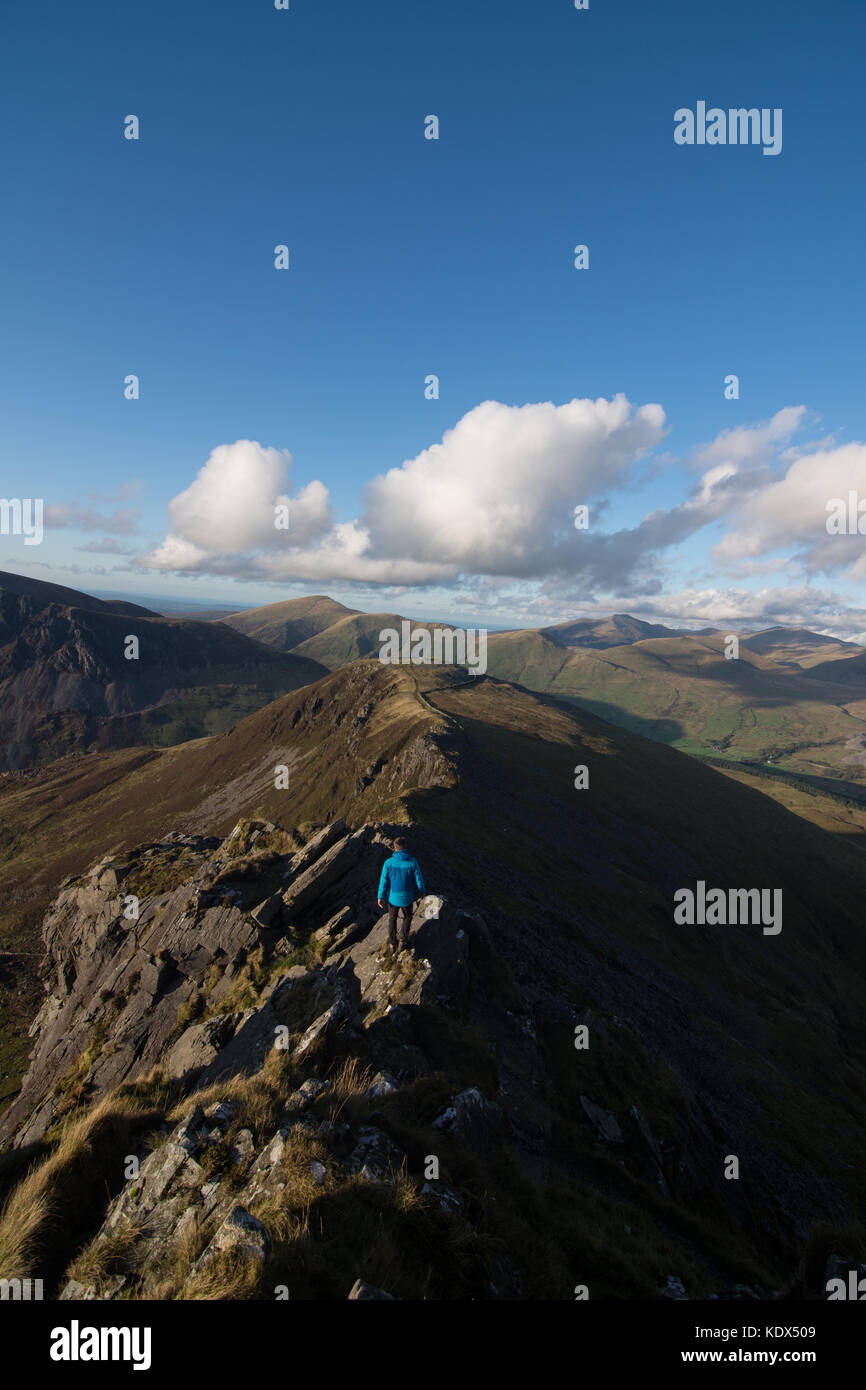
[377,836,425,953]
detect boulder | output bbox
[282,828,372,919]
[193,1206,271,1272]
[433,1088,503,1151]
[348,897,470,1024]
[348,1126,404,1181]
[139,952,177,999]
[166,1015,237,1079]
[293,1002,343,1059]
[367,1070,399,1098]
[289,820,347,877]
[59,1279,96,1300]
[250,894,283,928]
[284,1077,330,1114]
[205,1100,236,1126]
[229,1129,255,1165]
[173,1107,206,1155]
[292,965,360,1060]
[421,1181,462,1214]
[313,906,354,945]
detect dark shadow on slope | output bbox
[553,694,685,745]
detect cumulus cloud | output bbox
[145,440,332,570]
[517,408,814,596]
[138,401,866,635]
[360,395,666,576]
[143,397,667,585]
[713,440,866,576]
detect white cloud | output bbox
[143,397,667,584]
[689,406,807,474]
[713,440,866,574]
[137,402,866,639]
[156,440,331,555]
[621,582,866,633]
[361,395,667,576]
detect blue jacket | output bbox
[378,850,425,907]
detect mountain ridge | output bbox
[1,664,865,1297]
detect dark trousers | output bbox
[387,900,413,947]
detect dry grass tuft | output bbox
[0,1092,161,1286]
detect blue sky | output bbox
[2,0,866,634]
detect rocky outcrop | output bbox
[0,820,491,1154]
[281,826,374,919]
[0,815,515,1300]
[1,831,262,1143]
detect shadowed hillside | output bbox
[741,627,863,669]
[0,571,328,770]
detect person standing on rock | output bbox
[377,837,425,953]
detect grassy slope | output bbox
[705,758,866,848]
[484,629,866,782]
[290,611,405,668]
[290,612,460,671]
